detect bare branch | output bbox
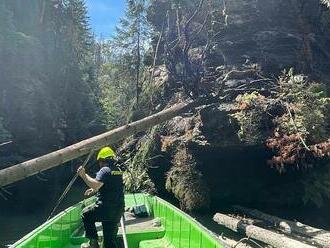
[0,187,12,200]
[183,0,205,51]
[1,187,12,196]
[234,237,264,248]
[0,141,12,147]
[149,21,165,84]
[39,0,46,24]
[191,14,210,42]
[176,6,181,39]
[145,154,164,162]
[0,191,8,201]
[185,0,205,31]
[222,0,229,26]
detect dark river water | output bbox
[0,185,85,247]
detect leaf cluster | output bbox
[122,126,160,193]
[267,69,330,170]
[230,91,273,144]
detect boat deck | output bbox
[68,212,165,248]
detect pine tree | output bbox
[0,0,50,155]
[113,0,151,105]
[55,0,100,143]
[0,0,102,158]
[38,0,102,144]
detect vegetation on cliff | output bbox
[107,0,330,210]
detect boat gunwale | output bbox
[154,196,225,247]
[10,204,79,247]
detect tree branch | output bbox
[191,14,210,43]
[0,141,12,147]
[149,21,165,84]
[185,0,205,31]
[285,103,311,151]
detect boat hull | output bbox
[12,194,224,248]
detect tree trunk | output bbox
[0,101,195,187]
[213,213,315,248]
[136,17,141,105]
[233,205,330,248]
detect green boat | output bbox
[11,193,224,248]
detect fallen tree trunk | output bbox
[0,101,195,187]
[213,213,315,248]
[233,205,330,248]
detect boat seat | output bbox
[139,238,175,248]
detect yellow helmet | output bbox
[97,147,116,161]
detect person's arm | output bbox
[77,166,104,191]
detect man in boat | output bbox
[77,146,124,248]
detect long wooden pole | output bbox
[0,101,194,187]
[47,150,94,221]
[120,216,129,248]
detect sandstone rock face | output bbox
[131,0,330,211]
[211,0,330,75]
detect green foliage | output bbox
[123,126,160,193]
[98,53,137,128]
[0,0,102,158]
[98,0,154,127]
[230,92,271,144]
[275,69,330,144]
[229,69,329,179]
[112,0,151,104]
[231,69,330,147]
[114,0,150,52]
[123,165,155,193]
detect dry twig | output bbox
[234,237,264,248]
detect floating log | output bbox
[233,205,330,248]
[213,213,315,248]
[0,101,196,187]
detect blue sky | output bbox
[85,0,126,39]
